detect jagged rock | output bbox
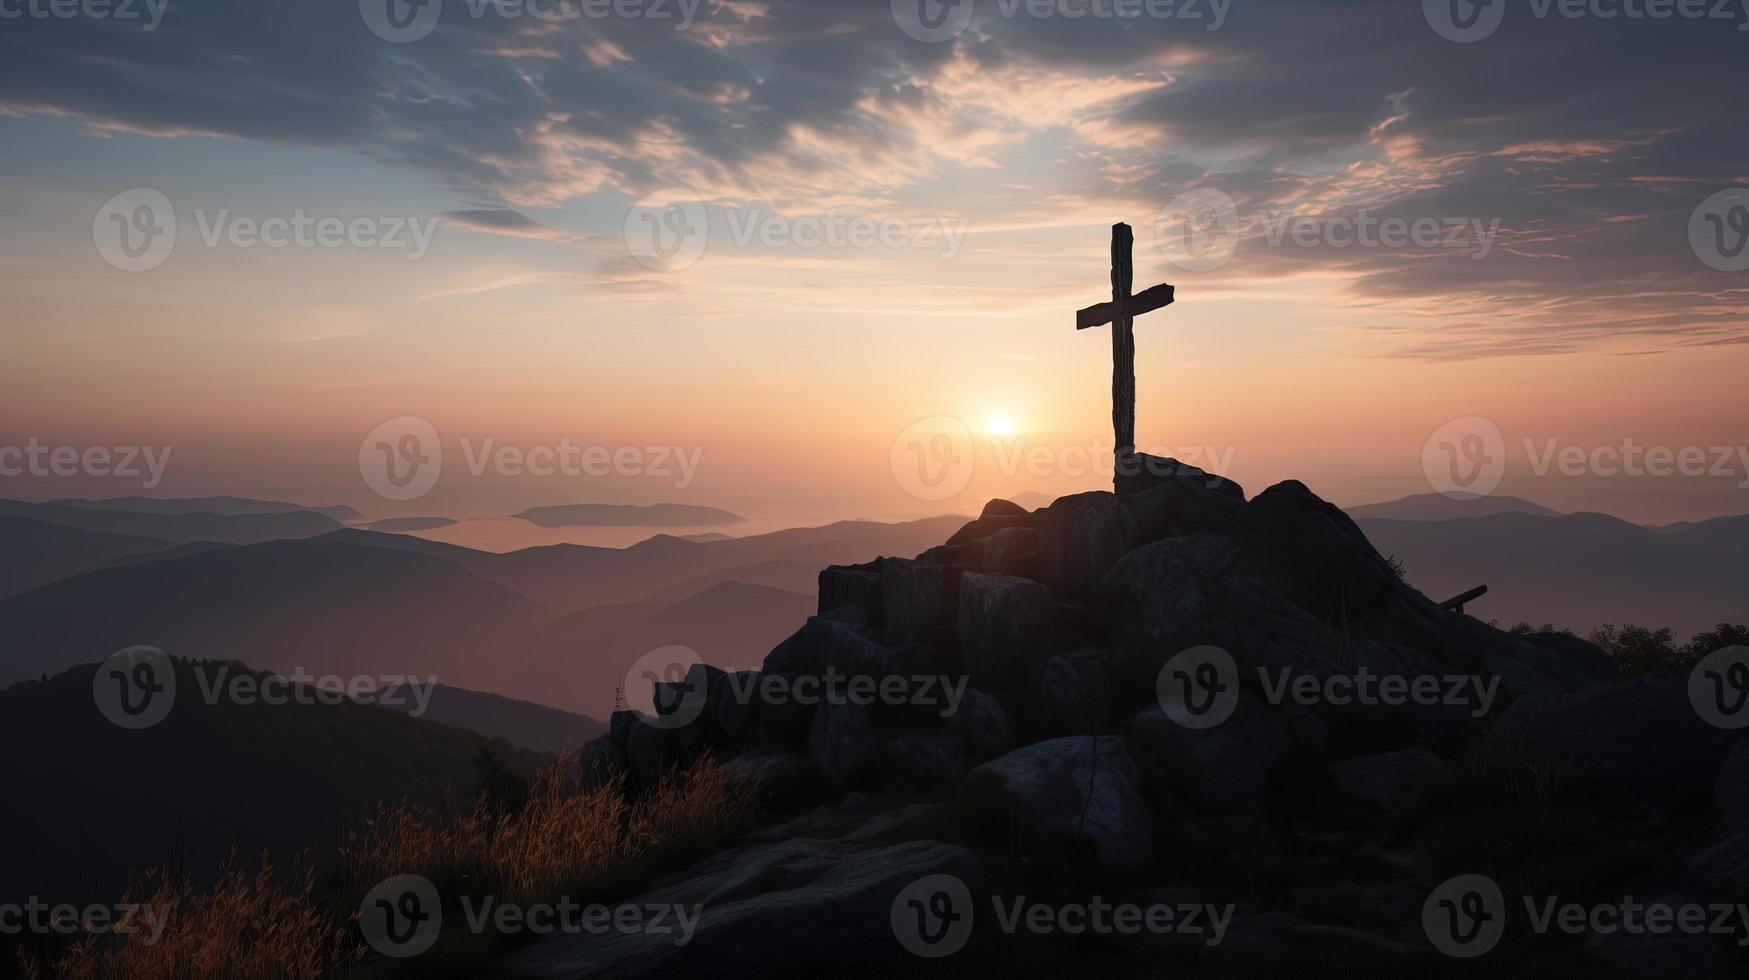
[817,560,883,623]
[609,709,637,747]
[717,670,759,738]
[809,700,880,791]
[958,572,1056,689]
[1114,452,1245,501]
[1120,464,1245,544]
[883,730,966,792]
[947,512,1037,547]
[659,662,728,757]
[1717,741,1749,821]
[579,734,625,791]
[962,735,1153,876]
[1332,747,1453,811]
[1234,480,1401,626]
[1037,491,1137,594]
[879,558,945,638]
[764,616,931,680]
[1486,673,1748,809]
[723,752,816,806]
[505,838,983,979]
[1038,647,1126,736]
[1127,692,1305,818]
[955,687,1011,761]
[973,526,1038,576]
[627,720,684,793]
[980,498,1029,518]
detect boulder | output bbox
[578,734,626,792]
[1486,673,1748,810]
[1332,747,1453,811]
[817,561,883,623]
[962,736,1154,876]
[809,700,881,791]
[764,616,932,681]
[1233,480,1402,626]
[717,670,759,738]
[1114,452,1245,501]
[1715,741,1749,822]
[947,513,1037,547]
[980,498,1029,518]
[505,838,983,978]
[958,572,1057,689]
[1515,631,1617,684]
[883,731,967,793]
[974,526,1039,577]
[954,688,1011,761]
[879,558,946,638]
[1037,492,1137,595]
[626,720,684,794]
[722,752,816,807]
[1038,647,1127,736]
[1120,465,1245,544]
[1127,693,1305,818]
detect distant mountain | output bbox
[317,515,964,614]
[361,516,459,532]
[0,515,177,600]
[0,498,344,544]
[507,581,816,718]
[372,682,606,752]
[49,495,361,523]
[1357,510,1747,637]
[0,535,548,691]
[0,659,540,910]
[1346,493,1563,521]
[514,502,746,527]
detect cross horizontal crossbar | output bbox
[1075,282,1176,330]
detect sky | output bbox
[2,0,1747,528]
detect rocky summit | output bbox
[556,460,1748,979]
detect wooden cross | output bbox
[1076,223,1175,458]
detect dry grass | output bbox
[19,754,764,979]
[18,854,360,980]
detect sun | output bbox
[986,413,1020,438]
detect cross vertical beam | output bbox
[1075,223,1175,466]
[1109,223,1136,458]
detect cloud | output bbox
[440,208,579,241]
